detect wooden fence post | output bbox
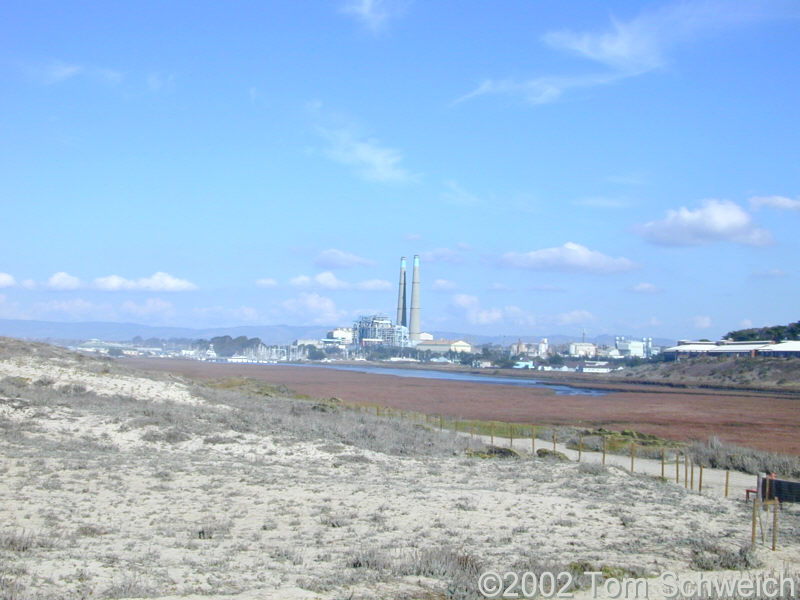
[772,502,779,551]
[630,443,636,473]
[725,470,730,498]
[699,465,704,493]
[490,422,494,445]
[439,414,443,431]
[684,454,689,488]
[602,436,607,465]
[509,424,514,449]
[690,459,695,490]
[552,431,557,453]
[751,498,759,545]
[676,452,680,483]
[661,448,665,479]
[578,435,583,462]
[470,421,474,438]
[531,426,535,454]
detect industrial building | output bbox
[664,339,800,358]
[568,342,597,358]
[352,315,409,347]
[415,339,473,354]
[615,336,656,358]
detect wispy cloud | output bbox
[255,278,279,288]
[573,196,629,209]
[120,298,175,319]
[147,72,175,93]
[431,279,458,292]
[555,309,595,326]
[750,195,800,211]
[629,282,660,294]
[637,199,772,246]
[500,242,636,274]
[33,298,116,320]
[94,272,197,291]
[23,60,122,86]
[318,126,416,183]
[693,315,712,329]
[315,248,375,269]
[752,268,786,279]
[340,0,407,33]
[354,279,392,292]
[441,180,480,206]
[420,247,465,265]
[457,1,798,106]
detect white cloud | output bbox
[556,310,595,326]
[457,1,796,106]
[637,199,772,246]
[750,195,800,211]
[21,279,36,290]
[630,282,659,294]
[340,0,405,32]
[94,272,197,291]
[431,279,458,292]
[291,272,390,292]
[47,272,82,290]
[0,273,15,288]
[318,126,416,183]
[255,278,278,288]
[315,248,375,268]
[693,315,712,329]
[120,298,175,319]
[451,294,536,327]
[500,242,635,274]
[420,247,465,265]
[314,271,350,290]
[282,292,345,325]
[354,279,392,292]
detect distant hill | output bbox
[0,318,676,348]
[0,319,330,346]
[725,320,800,342]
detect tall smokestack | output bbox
[409,254,421,342]
[396,257,407,327]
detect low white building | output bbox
[568,342,596,358]
[416,339,473,354]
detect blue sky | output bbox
[2,1,799,340]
